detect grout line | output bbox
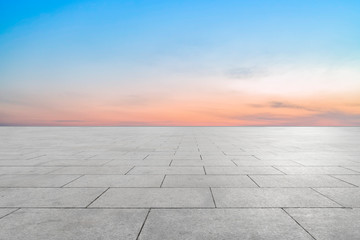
[125,166,135,175]
[282,208,317,240]
[169,160,173,166]
[160,175,166,187]
[60,175,84,188]
[310,188,345,207]
[86,187,110,208]
[0,208,21,220]
[209,187,217,208]
[341,166,360,174]
[271,166,287,175]
[231,160,238,166]
[136,209,151,240]
[142,154,149,160]
[203,166,207,175]
[247,175,260,187]
[329,175,359,187]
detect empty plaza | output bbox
[0,127,359,239]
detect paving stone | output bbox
[66,175,164,187]
[0,167,59,174]
[41,159,111,166]
[250,175,355,187]
[162,175,257,188]
[233,160,301,166]
[89,188,214,208]
[49,166,132,175]
[171,160,235,166]
[139,209,313,240]
[275,166,358,174]
[212,188,340,207]
[128,166,205,175]
[314,188,360,207]
[286,208,360,240]
[0,174,81,187]
[0,209,148,240]
[105,160,171,166]
[0,188,105,207]
[205,166,282,174]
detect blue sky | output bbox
[0,0,360,125]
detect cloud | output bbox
[229,111,360,126]
[250,101,318,112]
[225,67,266,80]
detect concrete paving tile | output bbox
[0,188,105,207]
[205,166,282,174]
[286,208,360,240]
[250,175,355,187]
[0,174,81,187]
[0,160,50,166]
[105,159,171,166]
[139,209,313,240]
[49,166,132,175]
[315,188,360,207]
[89,188,214,208]
[293,159,360,166]
[40,159,111,166]
[0,208,148,240]
[275,166,358,174]
[128,166,205,175]
[171,160,235,166]
[212,188,340,207]
[233,160,301,166]
[0,167,59,174]
[66,175,163,187]
[330,175,360,186]
[162,175,257,187]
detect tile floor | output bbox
[0,127,359,239]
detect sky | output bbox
[0,0,360,126]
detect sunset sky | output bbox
[1,0,360,126]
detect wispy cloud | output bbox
[225,67,266,80]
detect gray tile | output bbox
[275,166,358,174]
[89,188,214,208]
[212,188,340,207]
[314,188,360,207]
[129,166,205,175]
[0,209,148,240]
[139,209,313,240]
[105,159,171,166]
[0,167,59,174]
[331,175,360,186]
[49,166,132,175]
[41,159,110,166]
[0,174,81,187]
[286,208,360,240]
[250,175,354,187]
[66,175,163,187]
[162,175,257,187]
[0,160,50,166]
[205,166,282,174]
[293,159,360,166]
[171,160,235,166]
[0,188,105,207]
[233,160,301,166]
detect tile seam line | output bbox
[310,187,345,208]
[0,208,21,220]
[60,175,85,188]
[209,187,217,208]
[86,187,110,208]
[247,175,260,187]
[136,208,151,240]
[281,208,317,240]
[328,175,359,187]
